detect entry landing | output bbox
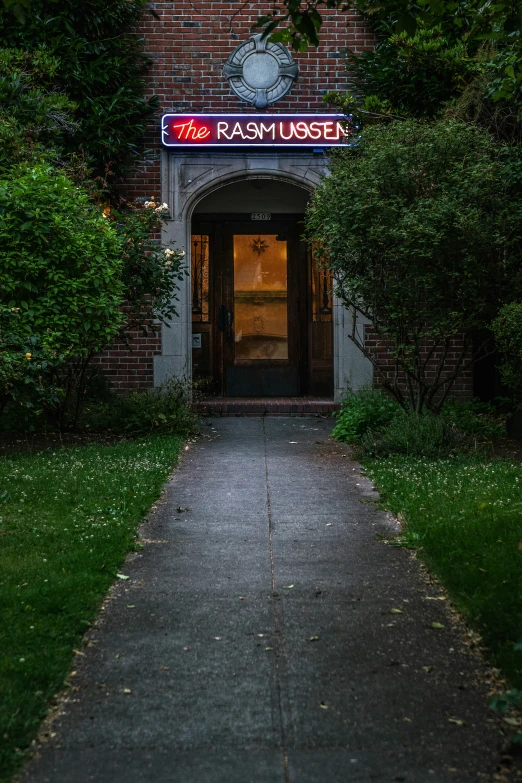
[192,397,339,417]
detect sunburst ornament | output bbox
[251,236,269,255]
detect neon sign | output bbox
[161,114,351,148]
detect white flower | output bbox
[179,250,185,257]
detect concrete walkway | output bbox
[23,419,508,783]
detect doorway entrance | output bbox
[191,181,333,397]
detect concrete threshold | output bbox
[192,397,340,417]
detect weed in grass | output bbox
[364,455,522,688]
[0,435,183,781]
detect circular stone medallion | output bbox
[223,34,299,109]
[243,52,279,89]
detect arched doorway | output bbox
[190,178,333,396]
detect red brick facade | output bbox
[124,2,375,201]
[364,326,473,403]
[97,5,474,401]
[98,2,376,391]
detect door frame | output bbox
[192,213,308,396]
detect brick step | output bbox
[192,397,339,417]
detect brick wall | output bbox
[93,327,161,392]
[124,1,376,203]
[98,2,376,391]
[364,326,473,405]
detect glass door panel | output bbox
[233,234,288,361]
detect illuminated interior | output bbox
[233,234,288,360]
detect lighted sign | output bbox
[161,114,351,148]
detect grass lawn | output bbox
[364,455,522,688]
[0,435,183,782]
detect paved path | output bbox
[24,419,508,783]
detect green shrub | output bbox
[0,0,158,192]
[438,399,504,441]
[81,379,198,437]
[0,165,125,426]
[359,412,461,458]
[333,387,504,456]
[491,302,522,400]
[0,165,124,357]
[306,119,522,413]
[332,386,400,444]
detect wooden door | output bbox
[220,220,306,396]
[191,214,333,397]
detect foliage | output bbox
[334,387,504,452]
[333,386,399,443]
[0,0,158,194]
[306,119,522,413]
[258,0,520,69]
[114,200,186,333]
[0,435,183,781]
[364,454,522,689]
[492,303,522,400]
[447,66,522,146]
[489,689,522,744]
[344,25,477,120]
[0,48,78,174]
[81,379,198,437]
[438,399,504,441]
[0,7,184,430]
[360,411,463,457]
[0,173,185,431]
[257,0,522,146]
[0,309,62,421]
[0,165,124,355]
[359,401,504,458]
[0,165,125,425]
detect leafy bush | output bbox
[333,388,503,457]
[438,399,504,442]
[491,302,522,400]
[0,0,158,193]
[0,48,78,174]
[114,200,186,333]
[360,412,462,458]
[81,380,198,437]
[345,25,477,120]
[0,165,124,356]
[332,386,400,443]
[0,165,125,425]
[306,119,522,413]
[0,312,62,424]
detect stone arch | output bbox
[154,150,372,397]
[183,169,320,223]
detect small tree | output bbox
[306,119,522,412]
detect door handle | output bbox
[218,305,233,343]
[218,304,226,331]
[226,309,233,343]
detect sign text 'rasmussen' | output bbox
[161,114,350,148]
